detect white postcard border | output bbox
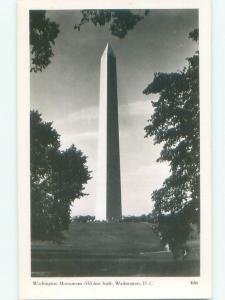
[18,0,211,299]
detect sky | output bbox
[31,9,198,217]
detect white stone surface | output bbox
[95,44,108,220]
[95,43,122,221]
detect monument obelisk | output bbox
[96,43,122,221]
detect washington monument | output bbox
[96,43,122,221]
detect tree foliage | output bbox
[74,10,149,38]
[30,11,60,72]
[143,29,199,255]
[30,110,91,240]
[30,9,148,72]
[72,215,95,223]
[121,214,154,223]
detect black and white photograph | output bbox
[18,0,211,299]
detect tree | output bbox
[143,29,199,257]
[30,110,91,240]
[30,11,60,72]
[74,10,149,38]
[30,10,148,72]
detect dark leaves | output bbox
[189,28,199,42]
[30,110,91,240]
[30,11,60,72]
[30,9,147,72]
[143,29,200,253]
[74,10,147,38]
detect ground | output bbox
[31,222,200,277]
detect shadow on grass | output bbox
[31,251,200,277]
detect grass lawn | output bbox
[31,222,200,277]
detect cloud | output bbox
[68,131,98,140]
[119,100,153,117]
[59,131,97,151]
[56,105,98,125]
[56,99,154,127]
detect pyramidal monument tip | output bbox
[103,42,115,56]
